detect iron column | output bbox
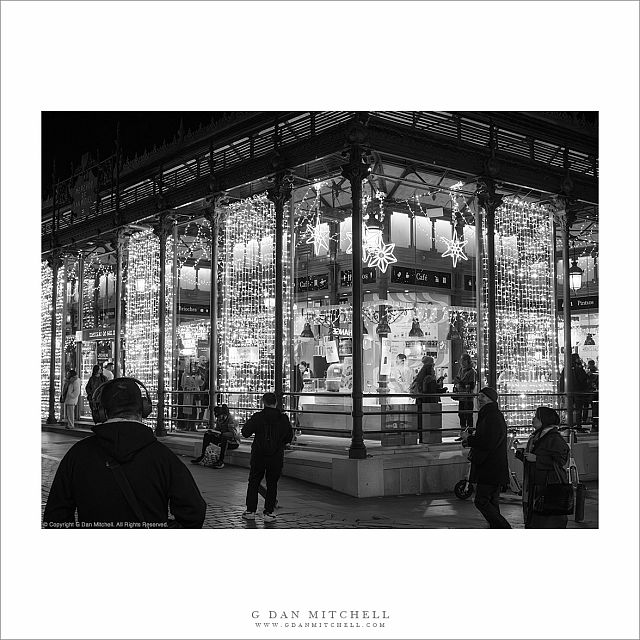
[267,165,293,410]
[114,229,125,377]
[46,253,63,424]
[341,118,371,459]
[153,210,174,437]
[475,177,503,390]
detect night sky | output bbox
[41,111,226,195]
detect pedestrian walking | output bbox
[515,406,570,529]
[453,353,477,441]
[60,369,81,429]
[85,364,107,423]
[462,386,511,529]
[241,392,293,523]
[43,377,206,528]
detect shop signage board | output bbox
[390,267,415,285]
[390,267,452,289]
[178,302,210,316]
[296,273,329,293]
[557,296,598,311]
[340,268,377,288]
[83,327,116,341]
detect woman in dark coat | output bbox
[85,364,107,422]
[411,356,442,444]
[517,406,570,529]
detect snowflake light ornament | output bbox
[303,217,330,254]
[441,231,469,268]
[367,241,397,273]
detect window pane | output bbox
[391,211,411,248]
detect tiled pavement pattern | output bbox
[42,431,598,529]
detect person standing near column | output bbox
[454,353,477,441]
[61,369,81,430]
[462,386,511,529]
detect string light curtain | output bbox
[220,195,290,421]
[41,261,64,420]
[124,230,174,424]
[481,198,558,430]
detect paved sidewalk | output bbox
[42,430,598,529]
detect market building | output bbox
[41,111,598,496]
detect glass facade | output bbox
[41,151,598,439]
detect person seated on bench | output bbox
[191,404,240,469]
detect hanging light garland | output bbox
[220,193,291,421]
[481,197,557,431]
[124,229,174,424]
[41,261,64,421]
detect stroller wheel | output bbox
[454,479,474,500]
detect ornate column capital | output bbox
[46,251,64,272]
[341,148,371,185]
[266,166,294,210]
[475,177,504,221]
[549,195,577,233]
[152,211,176,240]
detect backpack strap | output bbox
[105,458,146,525]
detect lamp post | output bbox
[475,177,503,390]
[553,198,577,429]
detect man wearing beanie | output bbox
[43,377,206,529]
[462,386,511,528]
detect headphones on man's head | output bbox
[92,377,153,423]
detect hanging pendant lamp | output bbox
[446,323,461,341]
[376,316,391,336]
[408,318,424,338]
[300,322,315,339]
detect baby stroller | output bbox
[454,428,523,500]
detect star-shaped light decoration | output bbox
[441,231,469,268]
[345,231,353,254]
[367,241,397,273]
[303,217,330,254]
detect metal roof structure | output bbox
[42,111,598,256]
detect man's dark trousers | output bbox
[246,452,283,514]
[474,484,511,528]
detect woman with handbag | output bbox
[516,406,571,528]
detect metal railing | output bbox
[154,389,599,439]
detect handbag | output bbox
[533,462,575,516]
[451,384,462,402]
[199,442,221,467]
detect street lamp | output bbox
[569,258,583,291]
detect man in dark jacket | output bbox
[462,386,511,529]
[43,377,206,529]
[241,392,293,523]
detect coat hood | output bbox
[92,420,156,463]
